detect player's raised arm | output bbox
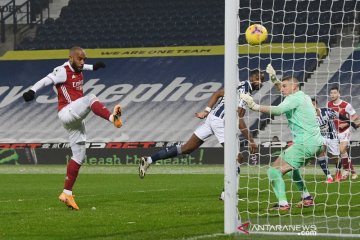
[266,64,281,91]
[195,88,224,119]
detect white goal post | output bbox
[224,0,240,234]
[224,0,360,237]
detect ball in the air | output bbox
[245,24,268,45]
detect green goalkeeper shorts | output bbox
[280,143,323,169]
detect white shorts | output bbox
[57,95,93,145]
[323,137,340,156]
[194,114,224,144]
[338,128,351,143]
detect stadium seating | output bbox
[315,50,360,107]
[16,0,358,50]
[306,50,360,139]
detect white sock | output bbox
[279,200,289,206]
[327,174,332,179]
[63,189,72,195]
[302,192,310,199]
[176,145,182,154]
[147,157,153,164]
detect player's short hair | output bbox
[250,69,261,76]
[329,85,339,93]
[250,69,265,80]
[281,76,299,84]
[311,97,318,103]
[70,46,84,55]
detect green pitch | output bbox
[0,165,359,240]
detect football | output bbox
[245,24,268,45]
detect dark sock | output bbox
[151,145,180,163]
[318,157,331,176]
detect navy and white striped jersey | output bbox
[211,80,252,119]
[316,107,339,140]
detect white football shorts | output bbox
[194,114,224,144]
[323,137,340,156]
[57,96,92,145]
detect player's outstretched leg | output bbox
[88,95,122,128]
[139,145,181,179]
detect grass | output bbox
[0,165,359,240]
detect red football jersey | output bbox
[327,100,356,133]
[55,65,84,111]
[44,62,88,111]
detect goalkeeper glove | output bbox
[23,90,35,102]
[266,64,281,84]
[240,93,260,111]
[93,62,106,71]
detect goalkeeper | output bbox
[240,65,323,211]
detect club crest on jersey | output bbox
[72,80,83,90]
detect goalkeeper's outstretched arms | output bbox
[195,88,224,119]
[239,93,290,116]
[266,64,281,91]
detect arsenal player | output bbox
[22,46,123,210]
[328,86,359,180]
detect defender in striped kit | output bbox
[22,46,123,210]
[139,69,265,179]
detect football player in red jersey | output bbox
[22,46,123,210]
[327,86,360,180]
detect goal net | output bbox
[226,0,360,237]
